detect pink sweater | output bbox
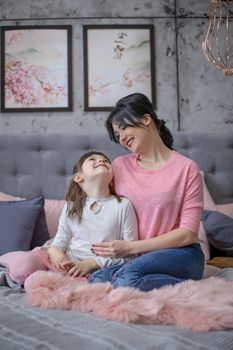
[112,151,203,240]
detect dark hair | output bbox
[105,93,173,150]
[66,151,119,222]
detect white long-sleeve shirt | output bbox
[52,195,138,267]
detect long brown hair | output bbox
[66,151,120,222]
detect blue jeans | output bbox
[89,243,205,292]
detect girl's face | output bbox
[112,115,151,153]
[74,154,113,184]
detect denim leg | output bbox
[88,264,123,284]
[112,243,205,292]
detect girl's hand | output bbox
[92,240,131,258]
[47,246,69,271]
[63,259,99,278]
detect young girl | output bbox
[91,93,205,291]
[46,150,138,278]
[2,151,138,285]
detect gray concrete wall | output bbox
[0,0,232,135]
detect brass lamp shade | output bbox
[202,0,233,76]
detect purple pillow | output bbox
[0,196,49,255]
[202,210,233,256]
[30,202,50,249]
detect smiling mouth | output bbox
[126,138,133,148]
[95,164,108,169]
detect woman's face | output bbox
[112,116,151,153]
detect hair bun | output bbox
[158,119,166,130]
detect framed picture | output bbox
[1,25,73,112]
[83,24,155,111]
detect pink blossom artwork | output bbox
[84,25,155,111]
[1,26,72,112]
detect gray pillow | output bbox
[0,196,49,255]
[202,210,233,256]
[30,201,50,250]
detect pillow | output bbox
[0,250,47,285]
[200,171,216,211]
[198,171,215,261]
[216,203,233,219]
[31,203,50,249]
[0,192,57,241]
[44,199,65,237]
[0,196,49,255]
[0,192,23,201]
[202,210,233,256]
[198,221,210,261]
[198,172,233,260]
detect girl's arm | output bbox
[47,246,69,269]
[51,203,73,252]
[47,203,73,269]
[121,199,138,241]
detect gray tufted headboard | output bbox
[0,132,232,203]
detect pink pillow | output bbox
[0,250,47,285]
[0,191,24,201]
[44,199,65,237]
[198,172,216,260]
[200,171,216,211]
[216,203,233,219]
[198,222,210,261]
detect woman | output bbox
[90,93,204,292]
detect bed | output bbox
[0,131,233,350]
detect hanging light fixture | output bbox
[202,0,233,76]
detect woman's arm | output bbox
[92,228,197,258]
[129,228,197,254]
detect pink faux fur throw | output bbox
[25,270,233,332]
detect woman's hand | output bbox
[92,240,132,258]
[62,259,99,278]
